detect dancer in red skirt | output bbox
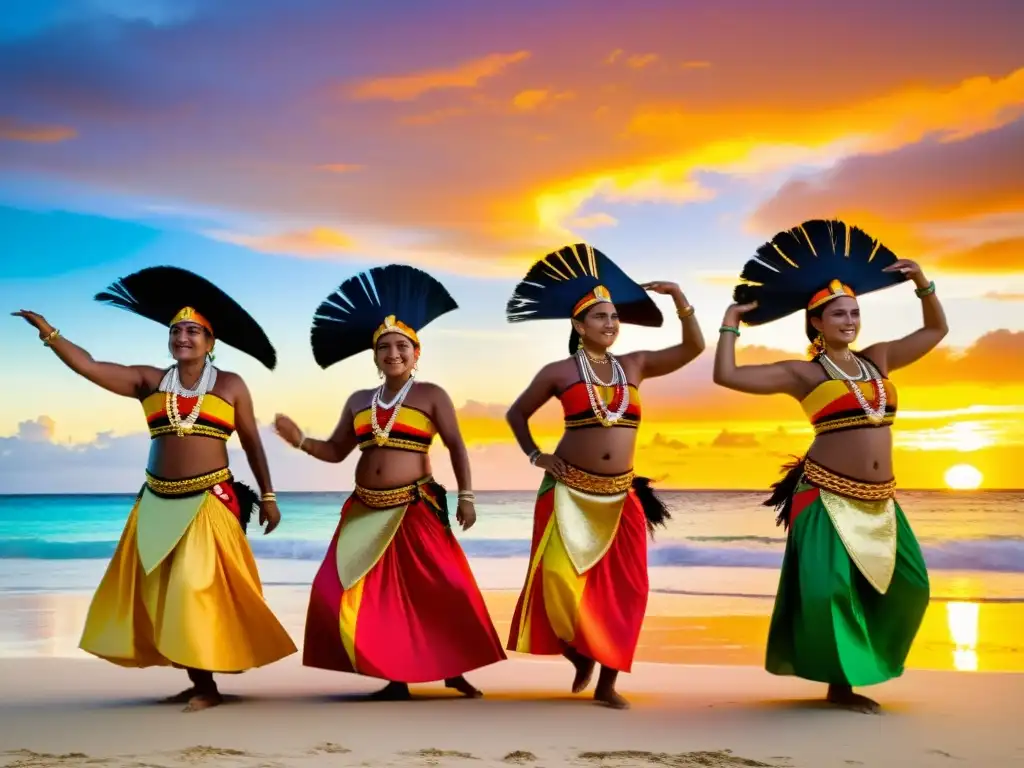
[274,265,505,699]
[504,244,706,707]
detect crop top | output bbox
[142,391,236,440]
[559,380,642,430]
[800,356,897,436]
[353,404,438,453]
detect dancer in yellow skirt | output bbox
[13,267,297,711]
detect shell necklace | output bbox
[821,354,887,423]
[576,348,629,427]
[370,375,415,446]
[159,359,216,437]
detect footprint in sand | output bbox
[575,749,778,767]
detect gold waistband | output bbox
[354,478,432,509]
[145,467,232,496]
[559,464,634,496]
[804,460,895,501]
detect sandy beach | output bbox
[1,655,1022,768]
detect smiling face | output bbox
[573,302,620,350]
[169,321,213,363]
[374,332,419,378]
[810,296,861,348]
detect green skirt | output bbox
[765,482,930,687]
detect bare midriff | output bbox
[147,437,230,479]
[555,427,637,476]
[355,449,432,490]
[806,427,894,482]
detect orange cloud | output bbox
[349,50,531,102]
[318,163,364,173]
[399,106,471,126]
[511,88,574,112]
[680,60,711,69]
[936,238,1024,273]
[983,291,1024,301]
[568,212,618,229]
[626,53,659,69]
[532,68,1024,238]
[0,117,76,143]
[208,226,357,256]
[604,49,624,64]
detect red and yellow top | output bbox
[800,377,897,436]
[558,381,642,430]
[141,391,235,440]
[353,404,438,452]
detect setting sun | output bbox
[944,464,984,490]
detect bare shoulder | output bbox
[136,365,168,391]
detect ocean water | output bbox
[1,489,1022,602]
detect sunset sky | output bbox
[1,0,1022,492]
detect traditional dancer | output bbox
[713,219,946,713]
[13,267,297,712]
[273,264,506,700]
[503,243,705,708]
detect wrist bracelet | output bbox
[261,492,277,502]
[719,325,740,336]
[677,305,695,319]
[914,280,936,298]
[457,491,476,503]
[42,329,61,346]
[528,449,541,465]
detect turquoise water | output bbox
[1,490,1022,601]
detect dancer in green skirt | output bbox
[712,219,948,713]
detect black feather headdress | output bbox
[94,266,277,369]
[311,264,458,369]
[506,243,663,326]
[732,219,907,326]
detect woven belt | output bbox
[560,464,634,495]
[354,482,419,509]
[804,459,895,501]
[145,467,232,496]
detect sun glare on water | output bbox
[944,464,983,490]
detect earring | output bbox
[576,335,584,351]
[377,367,384,380]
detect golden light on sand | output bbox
[944,464,984,490]
[946,601,980,672]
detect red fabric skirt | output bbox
[506,478,649,672]
[303,494,506,682]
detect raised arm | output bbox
[626,281,706,380]
[14,310,157,398]
[862,260,948,375]
[229,373,280,534]
[273,395,358,464]
[712,302,806,397]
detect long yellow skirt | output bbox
[79,486,297,672]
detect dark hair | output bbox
[567,305,593,355]
[804,304,826,345]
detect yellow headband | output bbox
[807,279,856,311]
[573,285,612,317]
[170,306,213,336]
[372,315,420,348]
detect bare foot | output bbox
[182,691,222,712]
[594,687,630,710]
[827,684,881,714]
[367,681,411,701]
[570,657,596,694]
[445,676,483,698]
[162,687,198,704]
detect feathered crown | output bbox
[506,243,662,326]
[732,219,907,325]
[310,264,459,369]
[94,266,277,369]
